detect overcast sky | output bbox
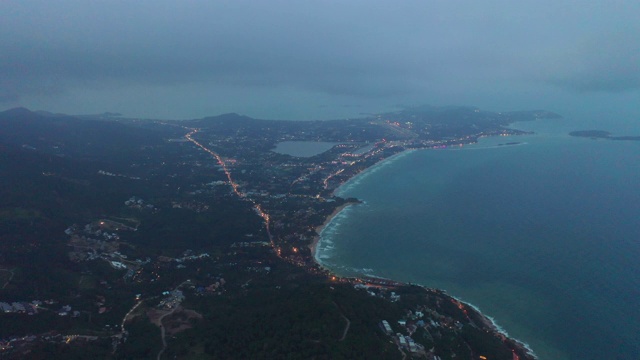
[1,1,639,120]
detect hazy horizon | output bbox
[2,1,640,121]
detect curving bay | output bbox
[317,120,640,359]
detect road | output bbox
[155,279,192,360]
[333,302,351,341]
[0,268,15,289]
[184,129,275,246]
[156,306,178,360]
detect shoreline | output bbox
[450,294,538,359]
[309,202,354,259]
[309,145,539,360]
[311,148,417,260]
[331,148,416,198]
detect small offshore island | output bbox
[569,130,640,141]
[0,105,559,359]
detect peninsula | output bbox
[0,105,557,359]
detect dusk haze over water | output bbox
[1,1,639,122]
[1,1,639,359]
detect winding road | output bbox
[0,268,15,289]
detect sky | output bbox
[1,1,639,120]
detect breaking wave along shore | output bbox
[312,146,538,359]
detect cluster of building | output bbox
[124,196,155,210]
[56,304,80,317]
[380,319,426,356]
[158,289,185,310]
[354,283,401,302]
[0,300,80,318]
[66,222,123,262]
[65,220,156,284]
[97,169,142,180]
[175,250,210,262]
[157,250,212,270]
[1,333,98,356]
[171,200,210,212]
[230,241,271,248]
[0,301,38,315]
[193,278,226,296]
[65,223,120,241]
[379,300,483,359]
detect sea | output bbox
[316,117,640,359]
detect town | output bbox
[0,106,553,359]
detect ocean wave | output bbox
[448,295,538,359]
[345,267,376,275]
[338,266,539,359]
[315,202,365,264]
[319,207,354,235]
[320,228,337,236]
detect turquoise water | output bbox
[317,119,640,359]
[273,141,340,157]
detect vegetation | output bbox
[0,107,538,359]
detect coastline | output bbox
[332,148,416,198]
[311,148,416,260]
[309,202,354,259]
[310,144,539,360]
[451,294,538,359]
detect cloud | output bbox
[1,2,448,99]
[545,30,640,93]
[1,0,639,117]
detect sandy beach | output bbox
[309,202,537,359]
[309,202,354,259]
[309,149,417,260]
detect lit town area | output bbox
[0,106,553,358]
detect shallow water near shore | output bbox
[317,118,640,359]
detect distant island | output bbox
[570,130,640,141]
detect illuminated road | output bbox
[121,300,144,333]
[185,129,274,248]
[322,168,345,190]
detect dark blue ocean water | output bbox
[317,119,640,359]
